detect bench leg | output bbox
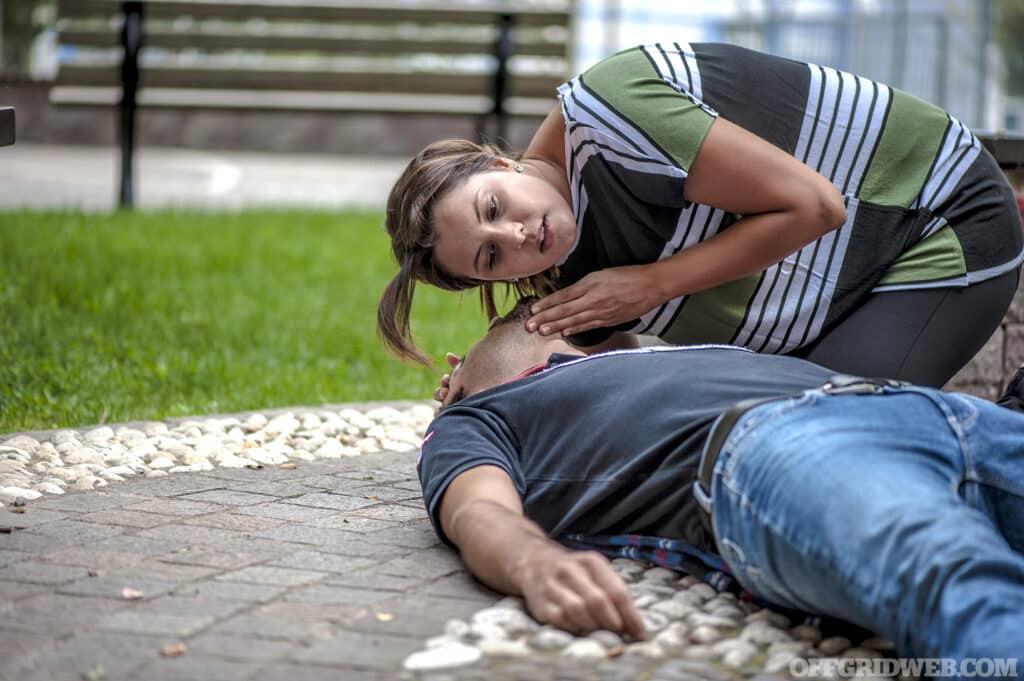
[478,13,512,146]
[119,1,143,208]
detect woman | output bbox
[378,42,1023,388]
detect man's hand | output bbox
[526,265,664,338]
[441,466,645,640]
[516,546,646,640]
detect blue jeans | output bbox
[709,386,1024,663]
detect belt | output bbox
[693,375,909,534]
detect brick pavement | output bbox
[0,448,500,681]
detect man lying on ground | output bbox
[417,297,1024,663]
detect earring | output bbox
[514,164,524,173]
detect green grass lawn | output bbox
[0,209,496,434]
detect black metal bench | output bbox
[0,107,14,147]
[53,0,573,206]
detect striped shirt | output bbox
[556,42,1024,351]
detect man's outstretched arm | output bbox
[439,464,646,639]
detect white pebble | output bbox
[243,413,268,432]
[532,626,574,650]
[471,606,537,635]
[403,642,481,671]
[477,639,530,657]
[624,641,664,658]
[244,448,289,466]
[689,625,721,644]
[34,482,65,495]
[561,639,606,660]
[148,456,176,470]
[84,426,114,443]
[0,486,42,502]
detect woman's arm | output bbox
[526,117,848,338]
[441,464,646,638]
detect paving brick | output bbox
[337,469,415,485]
[231,501,337,522]
[250,663,385,681]
[137,523,248,546]
[183,632,300,662]
[89,534,185,557]
[255,523,371,548]
[169,580,289,603]
[200,466,311,483]
[26,519,126,544]
[114,475,226,497]
[8,631,165,679]
[0,592,129,635]
[420,572,501,603]
[348,503,426,523]
[208,601,362,641]
[310,514,399,533]
[0,628,53,674]
[282,492,379,512]
[0,507,68,529]
[217,479,316,498]
[367,525,440,550]
[57,574,176,600]
[94,610,217,637]
[290,474,363,490]
[125,498,225,517]
[266,550,375,575]
[0,529,91,552]
[215,565,327,587]
[178,489,276,506]
[28,492,149,513]
[0,560,91,585]
[299,630,421,670]
[0,580,51,602]
[136,654,262,681]
[337,485,422,504]
[283,584,396,607]
[376,547,464,580]
[327,571,428,592]
[110,559,221,584]
[77,509,174,529]
[181,511,287,533]
[157,545,280,570]
[0,548,30,567]
[134,593,249,619]
[39,547,145,571]
[343,594,484,638]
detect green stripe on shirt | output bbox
[580,48,716,172]
[659,273,762,345]
[856,89,950,207]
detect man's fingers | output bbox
[539,581,599,633]
[585,556,646,640]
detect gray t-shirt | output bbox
[418,345,836,551]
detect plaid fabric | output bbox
[561,532,873,636]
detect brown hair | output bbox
[377,139,553,366]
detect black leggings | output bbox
[787,267,1021,388]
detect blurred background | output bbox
[1,0,1022,432]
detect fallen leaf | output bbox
[160,643,187,657]
[375,612,394,622]
[121,587,144,600]
[242,440,257,449]
[87,569,100,577]
[607,645,624,658]
[365,495,381,501]
[278,462,297,469]
[81,663,105,680]
[11,506,26,513]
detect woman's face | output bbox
[431,163,576,282]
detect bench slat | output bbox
[58,28,569,58]
[57,0,572,27]
[57,63,562,98]
[49,86,555,116]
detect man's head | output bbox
[440,296,582,409]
